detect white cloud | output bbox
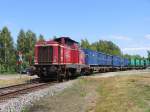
[100,35,132,41]
[122,47,150,51]
[145,34,150,39]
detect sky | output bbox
[0,0,150,57]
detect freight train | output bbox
[32,37,149,81]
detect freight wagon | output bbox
[83,49,113,73]
[83,49,130,72]
[129,58,148,69]
[144,59,150,66]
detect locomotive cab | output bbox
[34,40,61,80]
[34,41,59,65]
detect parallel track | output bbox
[0,81,56,102]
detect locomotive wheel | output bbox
[57,75,63,82]
[66,71,71,80]
[57,72,63,82]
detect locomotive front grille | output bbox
[38,46,53,64]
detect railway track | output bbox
[0,81,56,102]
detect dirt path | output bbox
[0,74,37,80]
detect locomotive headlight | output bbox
[34,57,38,63]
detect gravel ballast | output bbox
[0,80,75,112]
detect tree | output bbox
[80,38,90,49]
[16,30,37,67]
[26,30,37,65]
[53,36,57,40]
[96,40,122,55]
[0,27,15,72]
[81,39,122,56]
[90,43,97,51]
[147,50,150,60]
[123,54,131,59]
[17,30,27,71]
[26,30,37,50]
[38,34,45,42]
[132,55,142,59]
[17,29,26,53]
[0,30,2,72]
[123,54,143,60]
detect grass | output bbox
[21,107,30,112]
[67,75,150,112]
[26,73,150,112]
[27,78,99,112]
[93,75,150,112]
[0,74,34,87]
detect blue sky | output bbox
[0,0,150,57]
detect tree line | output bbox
[81,39,122,56]
[0,26,45,73]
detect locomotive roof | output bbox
[54,37,79,44]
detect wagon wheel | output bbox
[90,69,93,74]
[80,70,85,76]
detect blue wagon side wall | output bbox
[82,48,130,68]
[82,48,148,72]
[83,49,112,66]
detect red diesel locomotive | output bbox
[34,37,87,81]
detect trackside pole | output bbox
[17,51,23,80]
[20,63,22,79]
[29,55,32,83]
